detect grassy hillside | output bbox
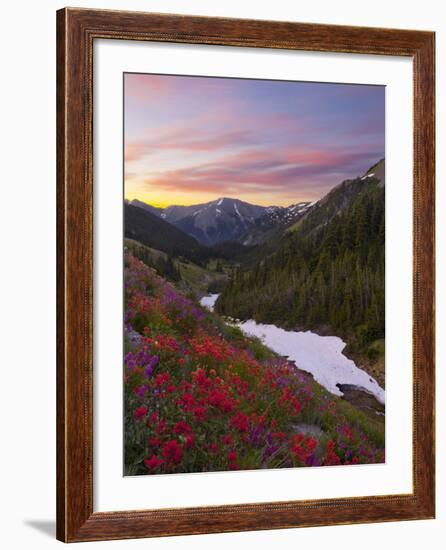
[125,238,228,297]
[124,253,384,475]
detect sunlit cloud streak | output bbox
[125,129,255,162]
[124,73,384,206]
[144,149,381,195]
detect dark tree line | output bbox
[217,182,384,352]
[125,240,181,282]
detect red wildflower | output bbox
[227,450,237,462]
[208,389,224,408]
[230,412,249,433]
[306,437,317,452]
[180,392,195,409]
[194,368,211,387]
[144,454,163,471]
[222,434,233,446]
[173,421,192,435]
[156,420,167,434]
[163,440,183,464]
[155,373,170,386]
[221,398,234,413]
[288,434,318,464]
[134,406,148,420]
[228,450,239,470]
[208,389,233,411]
[193,406,206,421]
[292,398,301,415]
[322,440,341,466]
[290,442,308,463]
[149,436,161,447]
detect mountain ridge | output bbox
[130,196,313,246]
[124,203,210,265]
[128,158,384,262]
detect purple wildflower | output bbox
[144,355,159,378]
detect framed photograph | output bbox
[56,8,435,542]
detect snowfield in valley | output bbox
[238,320,385,404]
[200,294,385,404]
[199,293,220,312]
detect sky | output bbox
[124,73,384,207]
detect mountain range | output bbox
[127,160,384,257]
[130,197,312,246]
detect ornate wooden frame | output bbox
[56,7,435,542]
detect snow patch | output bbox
[233,202,248,226]
[361,173,375,180]
[199,294,385,405]
[193,207,207,216]
[238,320,385,404]
[200,294,219,312]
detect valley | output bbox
[123,159,386,474]
[125,159,385,387]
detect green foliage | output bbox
[217,179,385,352]
[125,239,181,282]
[207,278,227,294]
[208,240,258,261]
[365,339,385,361]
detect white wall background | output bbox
[0,1,443,548]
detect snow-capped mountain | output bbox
[285,158,385,235]
[165,198,268,245]
[240,202,312,245]
[130,197,313,246]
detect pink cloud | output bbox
[142,147,382,198]
[125,128,256,163]
[125,142,147,162]
[124,74,179,103]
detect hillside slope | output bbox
[125,203,211,265]
[124,253,384,475]
[130,197,313,246]
[217,160,385,362]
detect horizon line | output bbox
[125,196,312,209]
[124,156,384,209]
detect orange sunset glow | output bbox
[124,73,384,208]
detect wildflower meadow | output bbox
[124,253,384,475]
